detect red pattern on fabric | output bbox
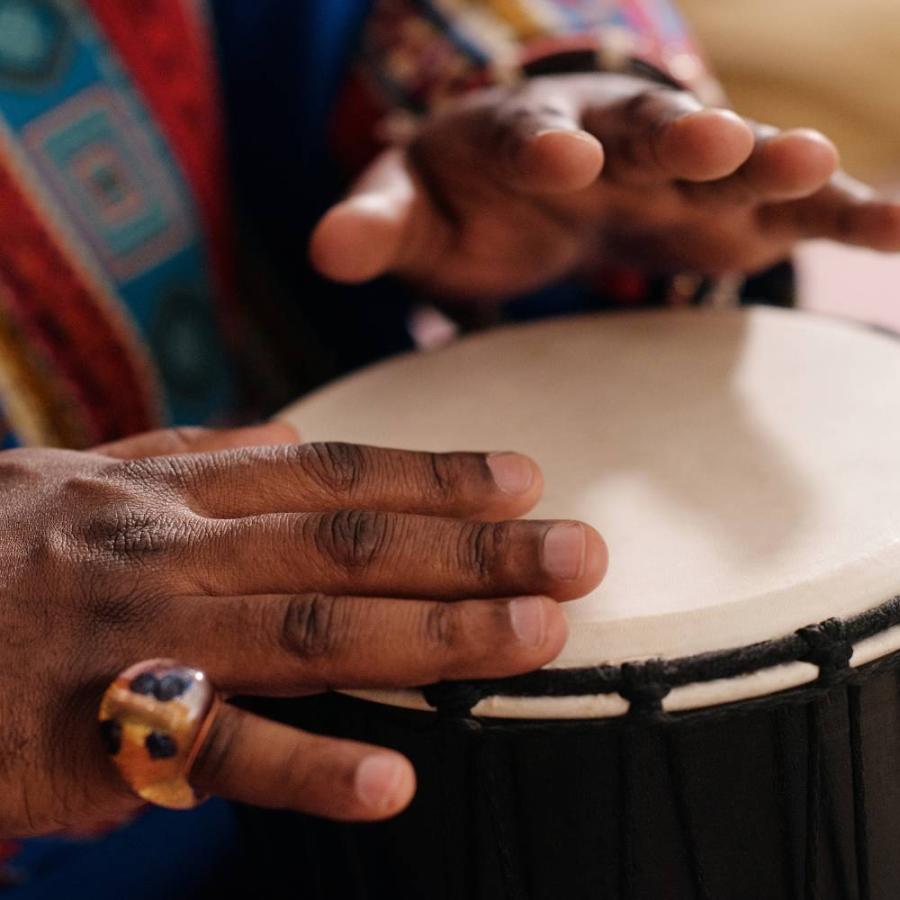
[86,0,237,329]
[330,75,389,176]
[0,160,158,445]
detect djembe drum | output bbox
[271,307,900,900]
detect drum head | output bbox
[280,309,900,717]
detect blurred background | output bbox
[680,0,900,331]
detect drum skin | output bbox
[242,665,900,900]
[279,308,900,680]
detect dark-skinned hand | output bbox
[0,423,606,837]
[311,73,900,299]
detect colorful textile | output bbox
[0,0,235,449]
[0,0,239,887]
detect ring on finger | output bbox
[99,659,221,810]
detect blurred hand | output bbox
[0,424,606,836]
[311,73,900,299]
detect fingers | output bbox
[165,443,544,521]
[95,422,298,460]
[309,148,430,284]
[679,127,839,207]
[480,95,605,193]
[409,88,605,198]
[170,593,568,695]
[581,83,754,185]
[760,173,900,252]
[182,513,608,602]
[191,704,416,821]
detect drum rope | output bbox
[804,701,822,900]
[663,732,712,900]
[617,729,637,900]
[802,622,854,900]
[847,685,871,900]
[415,652,900,739]
[479,731,529,900]
[773,708,801,899]
[820,716,853,899]
[437,719,459,900]
[423,596,898,720]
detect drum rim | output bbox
[329,638,900,733]
[419,591,900,719]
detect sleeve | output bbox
[331,0,723,171]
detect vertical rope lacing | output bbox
[665,732,712,900]
[848,685,871,900]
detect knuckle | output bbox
[108,456,162,484]
[419,453,485,509]
[191,713,240,793]
[106,456,189,498]
[425,453,457,501]
[299,442,367,497]
[458,521,510,581]
[280,593,341,660]
[312,509,392,573]
[0,449,43,487]
[81,587,170,642]
[422,602,462,651]
[835,203,858,239]
[60,472,131,506]
[81,505,198,564]
[622,85,682,121]
[275,740,317,805]
[491,103,541,160]
[84,508,162,558]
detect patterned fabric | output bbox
[0,0,235,450]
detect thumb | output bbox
[309,148,419,284]
[93,421,299,459]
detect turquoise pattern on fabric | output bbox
[0,0,234,426]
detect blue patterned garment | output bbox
[0,0,236,450]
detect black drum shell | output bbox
[239,663,900,900]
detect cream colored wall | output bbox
[678,0,900,184]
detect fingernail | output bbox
[355,755,404,812]
[541,523,586,580]
[509,596,547,647]
[487,452,534,495]
[533,128,594,143]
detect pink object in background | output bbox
[797,241,900,334]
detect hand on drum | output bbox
[0,424,606,837]
[310,72,900,299]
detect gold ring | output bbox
[99,659,219,810]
